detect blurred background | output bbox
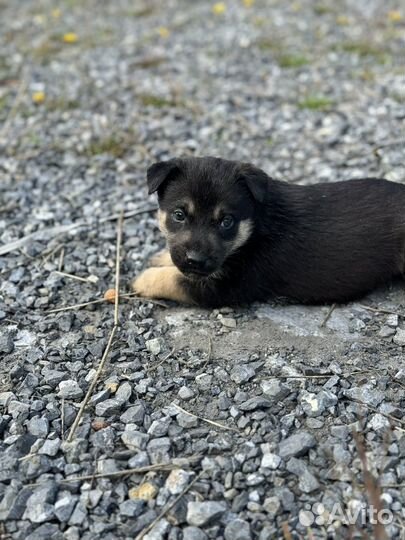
[0,0,403,187]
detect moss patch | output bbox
[139,93,176,108]
[278,54,310,68]
[83,132,137,158]
[298,95,334,110]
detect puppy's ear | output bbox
[238,163,269,203]
[147,159,182,195]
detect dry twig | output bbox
[66,212,124,441]
[172,403,239,433]
[319,303,336,327]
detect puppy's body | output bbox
[133,157,405,307]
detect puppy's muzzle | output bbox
[184,250,215,276]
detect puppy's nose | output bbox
[185,250,208,269]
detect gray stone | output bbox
[54,492,78,522]
[182,527,208,540]
[300,389,338,417]
[278,431,316,459]
[26,524,63,540]
[186,501,227,526]
[95,398,123,416]
[263,496,281,516]
[261,379,290,400]
[146,337,165,355]
[286,457,320,493]
[176,411,198,429]
[224,519,251,540]
[39,438,61,456]
[0,391,16,407]
[178,386,195,400]
[58,380,83,399]
[115,381,132,402]
[120,402,146,424]
[27,416,49,438]
[41,369,67,387]
[394,328,405,346]
[239,397,272,411]
[147,437,171,464]
[144,518,170,540]
[379,325,396,338]
[24,483,57,523]
[121,428,150,450]
[119,499,145,517]
[343,386,385,407]
[195,373,213,390]
[261,452,281,469]
[0,330,14,353]
[148,416,171,437]
[230,364,256,384]
[165,469,192,495]
[69,501,87,525]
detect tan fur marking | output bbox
[149,250,174,267]
[230,219,253,254]
[158,210,169,237]
[132,266,192,304]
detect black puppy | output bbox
[132,157,405,307]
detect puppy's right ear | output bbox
[147,159,181,195]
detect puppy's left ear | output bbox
[238,163,269,203]
[147,158,182,195]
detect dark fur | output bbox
[146,156,405,307]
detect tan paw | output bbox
[149,250,174,267]
[131,266,191,304]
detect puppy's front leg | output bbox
[149,249,174,267]
[132,266,192,304]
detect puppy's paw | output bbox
[131,267,191,304]
[149,250,174,267]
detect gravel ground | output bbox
[1,1,405,539]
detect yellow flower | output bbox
[212,2,226,15]
[32,91,45,104]
[336,15,350,25]
[243,0,255,7]
[388,10,402,22]
[52,8,61,18]
[63,32,78,43]
[157,26,170,38]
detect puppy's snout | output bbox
[186,250,208,268]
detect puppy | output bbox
[132,157,405,307]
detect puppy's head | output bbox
[147,156,268,278]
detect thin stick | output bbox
[320,303,336,328]
[359,304,403,317]
[345,397,405,429]
[46,293,168,314]
[99,206,157,223]
[66,325,117,442]
[61,398,65,441]
[58,247,65,271]
[66,212,124,441]
[172,403,239,433]
[114,210,124,325]
[27,463,179,487]
[135,471,204,540]
[54,271,94,284]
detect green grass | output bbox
[83,132,137,158]
[139,93,176,108]
[298,95,334,110]
[337,41,390,63]
[278,54,310,68]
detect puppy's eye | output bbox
[220,215,234,230]
[172,209,186,222]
